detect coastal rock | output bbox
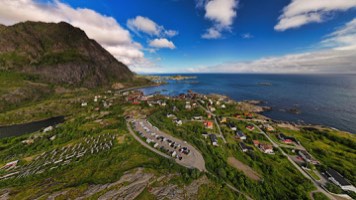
[287,108,301,115]
[240,100,271,113]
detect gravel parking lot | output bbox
[131,119,206,172]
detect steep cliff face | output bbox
[0,21,133,88]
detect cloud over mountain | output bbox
[0,0,145,66]
[127,16,178,37]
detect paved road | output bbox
[198,103,227,144]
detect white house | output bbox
[325,169,356,193]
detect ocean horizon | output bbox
[141,73,356,134]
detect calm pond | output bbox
[0,116,65,139]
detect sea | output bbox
[140,74,356,134]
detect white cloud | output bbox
[275,0,356,31]
[321,18,356,50]
[127,16,178,37]
[187,49,356,73]
[205,0,237,28]
[127,16,161,36]
[189,18,356,73]
[202,27,222,39]
[200,0,238,39]
[241,33,253,39]
[164,30,179,37]
[149,38,176,49]
[0,0,146,67]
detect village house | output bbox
[208,99,213,105]
[260,143,274,154]
[298,150,319,165]
[253,140,274,154]
[193,116,203,120]
[246,125,255,131]
[262,124,275,132]
[204,121,214,129]
[50,135,56,141]
[235,131,247,140]
[185,102,192,110]
[154,143,159,148]
[22,139,34,145]
[209,134,218,146]
[219,117,227,123]
[81,102,88,107]
[239,142,253,152]
[278,133,300,145]
[126,91,143,104]
[209,106,216,112]
[167,113,176,119]
[43,126,53,133]
[228,123,237,131]
[202,132,209,139]
[244,112,253,119]
[234,113,242,119]
[325,168,356,193]
[174,119,183,126]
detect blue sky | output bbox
[1,0,356,73]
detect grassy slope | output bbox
[147,100,315,200]
[276,127,356,185]
[0,91,236,199]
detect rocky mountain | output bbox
[0,21,133,88]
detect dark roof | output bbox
[236,131,245,137]
[326,168,351,186]
[279,133,299,143]
[209,134,217,141]
[239,142,247,149]
[278,133,287,139]
[239,142,252,150]
[228,123,236,127]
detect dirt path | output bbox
[227,157,261,181]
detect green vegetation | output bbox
[0,95,208,199]
[147,99,316,200]
[33,50,89,66]
[276,126,356,185]
[305,169,320,181]
[0,53,28,68]
[0,81,355,199]
[325,182,343,194]
[197,183,244,200]
[312,192,329,200]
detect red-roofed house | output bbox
[204,121,214,129]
